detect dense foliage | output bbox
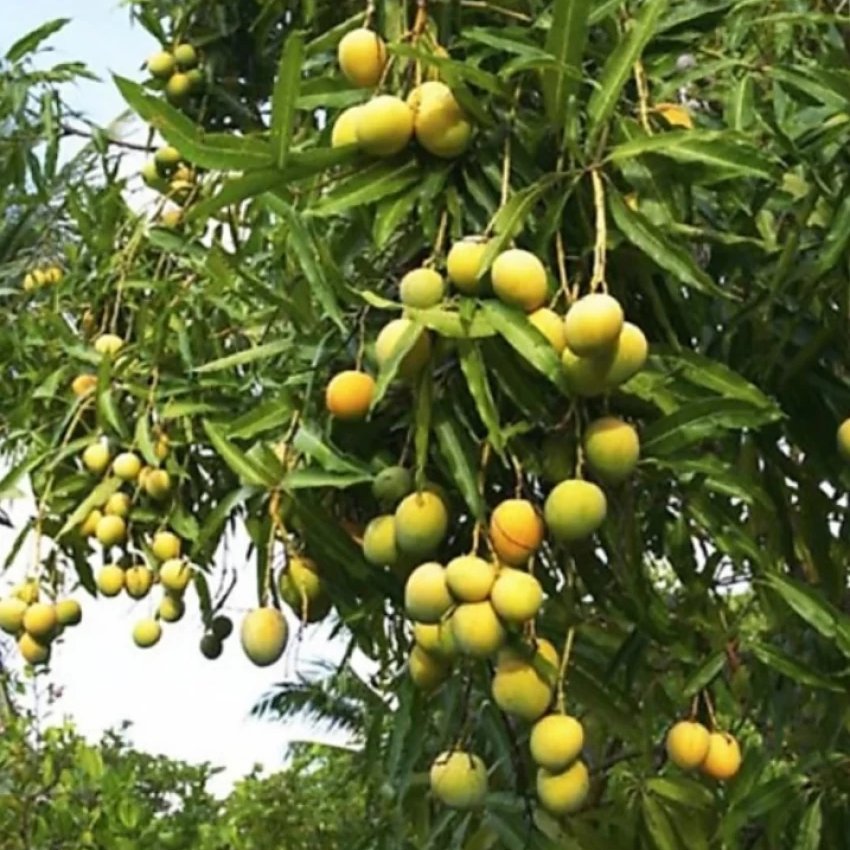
[3,1,850,847]
[0,698,217,849]
[0,675,369,849]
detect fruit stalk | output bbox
[589,168,608,293]
[555,626,575,712]
[633,60,652,134]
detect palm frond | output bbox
[252,660,392,740]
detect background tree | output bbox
[2,1,850,848]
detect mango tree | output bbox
[2,1,850,847]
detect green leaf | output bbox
[134,415,158,467]
[643,398,782,456]
[390,43,507,97]
[371,321,428,409]
[414,370,433,488]
[682,651,726,697]
[5,18,69,62]
[794,797,823,850]
[202,420,278,488]
[194,486,254,559]
[646,777,714,810]
[652,350,779,410]
[405,306,495,339]
[812,187,850,278]
[608,130,775,180]
[458,341,504,453]
[641,795,679,850]
[274,200,346,330]
[270,31,305,170]
[188,169,289,222]
[292,424,370,475]
[113,76,273,171]
[749,640,844,691]
[434,407,485,520]
[476,176,560,279]
[228,397,293,440]
[727,776,807,829]
[96,357,129,439]
[310,161,420,217]
[609,190,727,298]
[771,66,850,110]
[764,573,850,658]
[481,302,570,393]
[542,0,592,126]
[193,339,290,373]
[587,0,670,142]
[58,477,122,538]
[373,186,420,248]
[0,451,48,500]
[282,469,372,489]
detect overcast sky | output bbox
[3,2,356,794]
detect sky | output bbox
[2,2,359,794]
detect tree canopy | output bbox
[3,1,850,847]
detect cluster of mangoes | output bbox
[316,236,653,814]
[666,719,742,781]
[22,264,63,292]
[331,28,472,159]
[145,43,203,104]
[140,144,196,224]
[0,583,81,666]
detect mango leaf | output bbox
[609,190,726,298]
[812,187,850,278]
[96,357,129,439]
[682,651,726,697]
[202,420,278,488]
[282,469,372,489]
[373,186,420,248]
[607,131,775,180]
[541,0,592,125]
[270,31,304,170]
[134,414,158,467]
[228,398,293,440]
[641,794,679,850]
[749,640,844,691]
[727,776,807,830]
[5,18,69,62]
[193,339,290,373]
[794,797,823,850]
[481,302,570,393]
[653,350,779,410]
[764,573,850,658]
[434,407,485,520]
[292,424,370,475]
[188,170,288,222]
[273,200,345,330]
[476,176,560,279]
[113,76,273,171]
[587,0,670,141]
[194,486,254,559]
[310,160,420,217]
[643,398,782,456]
[458,341,504,453]
[646,777,714,810]
[389,43,507,97]
[406,306,495,339]
[414,370,433,487]
[57,477,122,538]
[371,321,428,409]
